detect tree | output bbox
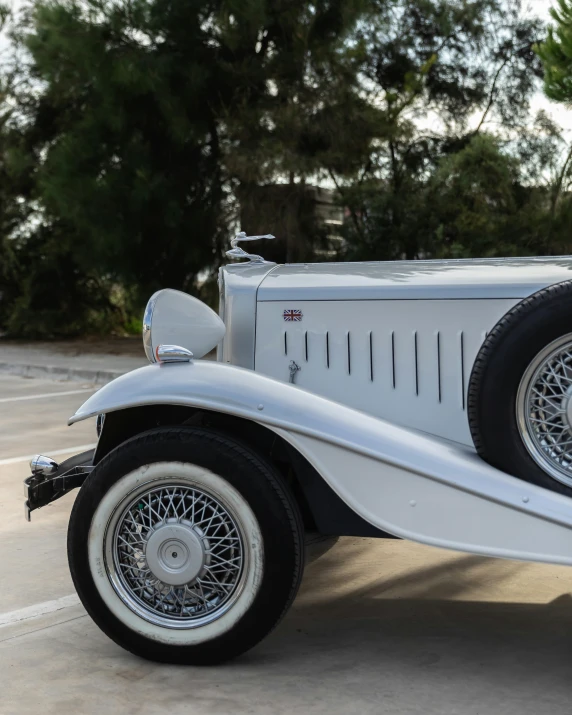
[4,0,377,323]
[335,0,549,261]
[0,0,382,334]
[1,0,571,337]
[194,0,380,263]
[0,7,43,333]
[426,133,546,258]
[534,1,572,254]
[13,0,229,309]
[536,0,572,104]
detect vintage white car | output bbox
[24,233,572,664]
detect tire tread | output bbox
[468,279,572,494]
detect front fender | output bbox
[70,360,572,566]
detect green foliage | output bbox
[336,0,563,262]
[18,0,228,306]
[123,315,143,336]
[6,241,123,339]
[342,134,546,261]
[536,0,572,103]
[0,0,570,337]
[428,134,536,257]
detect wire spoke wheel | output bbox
[105,479,246,629]
[517,334,572,487]
[71,429,304,664]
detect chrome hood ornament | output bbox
[226,232,275,264]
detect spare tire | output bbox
[468,280,572,497]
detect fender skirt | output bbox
[70,361,572,566]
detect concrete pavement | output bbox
[1,372,572,714]
[0,340,146,384]
[0,376,97,460]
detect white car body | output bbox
[219,257,572,446]
[26,240,572,663]
[71,358,572,567]
[66,253,572,567]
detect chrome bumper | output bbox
[24,449,95,521]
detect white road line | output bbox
[0,388,95,404]
[0,614,88,644]
[0,443,97,467]
[0,594,81,628]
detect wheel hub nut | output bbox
[145,523,205,586]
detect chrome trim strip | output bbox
[216,269,226,361]
[142,291,161,363]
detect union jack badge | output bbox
[283,309,302,322]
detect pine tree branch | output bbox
[475,56,511,133]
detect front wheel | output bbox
[68,427,304,665]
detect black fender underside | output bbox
[94,405,396,539]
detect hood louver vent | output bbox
[255,298,518,446]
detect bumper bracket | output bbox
[24,449,95,521]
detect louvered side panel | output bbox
[254,299,517,446]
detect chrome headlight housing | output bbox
[142,291,160,363]
[142,289,225,364]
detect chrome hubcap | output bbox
[145,520,206,586]
[108,482,246,628]
[517,334,572,487]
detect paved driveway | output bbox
[0,373,571,714]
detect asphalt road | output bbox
[1,372,572,714]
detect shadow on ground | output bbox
[2,538,572,714]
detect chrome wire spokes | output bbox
[112,484,244,625]
[518,335,572,485]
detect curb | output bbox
[0,361,126,385]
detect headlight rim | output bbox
[142,291,161,363]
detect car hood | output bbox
[256,257,572,301]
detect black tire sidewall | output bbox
[468,282,572,496]
[68,426,304,664]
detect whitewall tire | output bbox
[469,280,572,496]
[68,426,305,664]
